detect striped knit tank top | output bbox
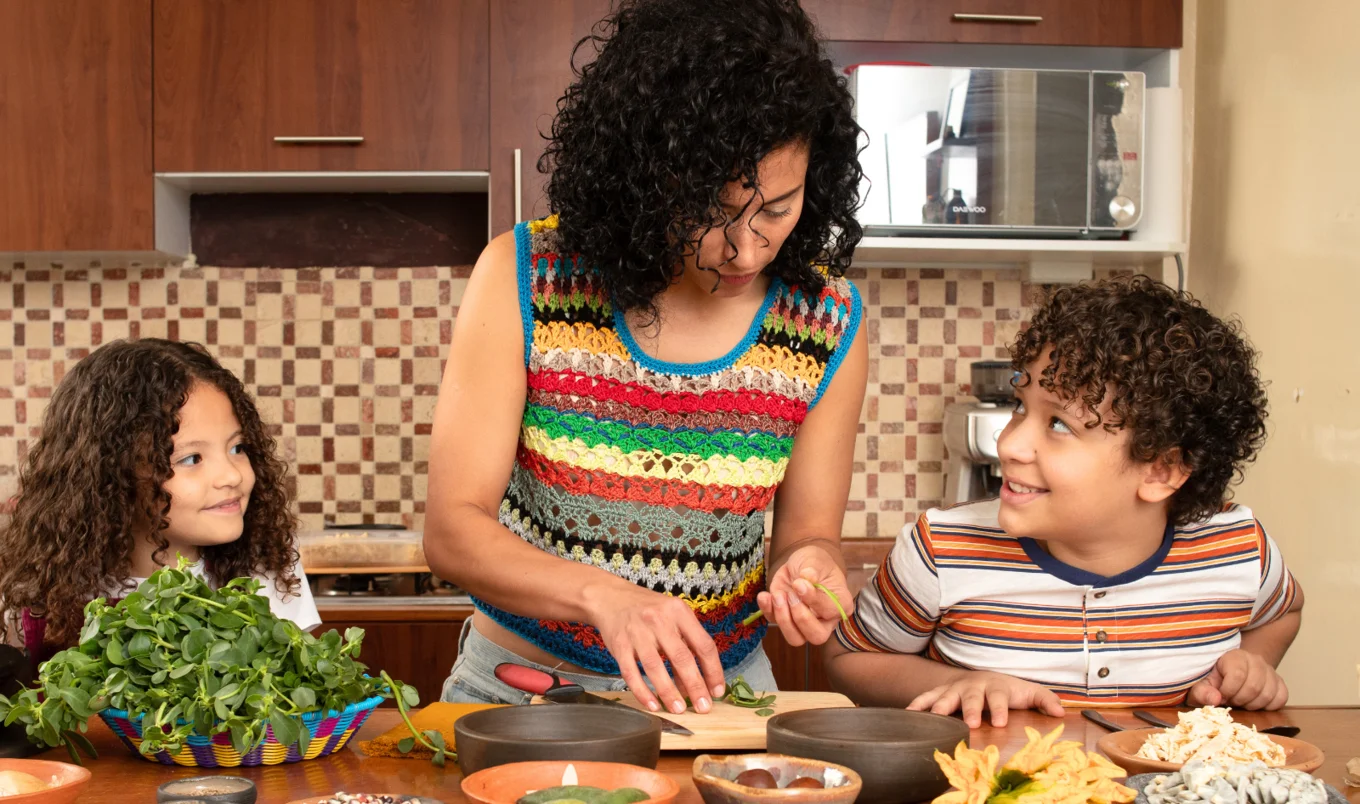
[472,216,862,674]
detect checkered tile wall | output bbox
[1,261,1060,536]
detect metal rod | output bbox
[952,13,1043,23]
[272,136,365,144]
[514,148,524,223]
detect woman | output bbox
[425,0,868,716]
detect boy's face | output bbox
[996,355,1153,541]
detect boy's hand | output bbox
[908,671,1066,728]
[1186,649,1289,710]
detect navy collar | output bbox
[1018,519,1175,589]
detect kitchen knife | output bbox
[494,662,696,737]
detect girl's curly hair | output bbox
[540,0,864,313]
[1011,276,1269,526]
[0,339,300,647]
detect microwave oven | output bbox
[852,65,1145,238]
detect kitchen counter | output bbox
[54,707,1360,803]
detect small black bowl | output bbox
[454,703,662,776]
[767,708,970,804]
[157,775,257,804]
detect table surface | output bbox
[45,707,1360,804]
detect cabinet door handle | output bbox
[272,136,366,144]
[952,13,1043,23]
[514,148,524,223]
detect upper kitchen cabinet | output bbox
[153,0,490,173]
[804,0,1182,49]
[488,0,612,237]
[0,0,154,252]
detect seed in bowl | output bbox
[1141,760,1325,804]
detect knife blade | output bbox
[494,662,696,736]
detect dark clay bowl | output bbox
[156,775,257,804]
[766,708,970,804]
[454,703,662,776]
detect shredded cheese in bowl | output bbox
[1135,706,1286,766]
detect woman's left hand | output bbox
[755,543,854,647]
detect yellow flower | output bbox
[933,742,1001,804]
[931,725,1135,804]
[1005,726,1067,775]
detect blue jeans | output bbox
[441,618,779,704]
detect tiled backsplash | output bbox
[0,262,1038,537]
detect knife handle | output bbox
[495,663,558,695]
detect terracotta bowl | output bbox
[692,753,863,804]
[455,704,662,776]
[285,797,443,804]
[0,757,93,804]
[1097,728,1326,776]
[285,798,443,804]
[461,760,680,804]
[766,708,969,804]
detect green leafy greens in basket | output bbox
[0,559,400,763]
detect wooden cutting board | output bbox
[533,690,854,750]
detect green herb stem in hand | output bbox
[380,670,451,767]
[743,582,850,626]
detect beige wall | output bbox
[1189,0,1360,704]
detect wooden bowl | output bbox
[692,753,863,804]
[0,758,93,804]
[461,760,680,804]
[1097,728,1326,776]
[455,704,662,776]
[766,708,969,804]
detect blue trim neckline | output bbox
[612,276,784,376]
[514,220,535,367]
[1018,520,1175,588]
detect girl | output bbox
[0,339,318,668]
[425,0,869,714]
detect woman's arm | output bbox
[758,319,868,644]
[422,231,726,714]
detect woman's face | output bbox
[678,140,810,300]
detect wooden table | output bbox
[52,707,1360,804]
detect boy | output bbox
[825,276,1302,727]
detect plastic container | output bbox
[297,530,426,571]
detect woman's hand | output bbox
[591,585,727,716]
[756,543,854,647]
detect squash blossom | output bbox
[933,726,1136,804]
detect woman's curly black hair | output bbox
[1011,276,1269,526]
[540,0,864,312]
[0,339,300,648]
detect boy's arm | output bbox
[824,637,971,706]
[1188,519,1304,710]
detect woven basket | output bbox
[98,694,384,767]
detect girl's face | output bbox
[160,383,255,556]
[678,140,809,300]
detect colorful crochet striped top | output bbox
[472,216,862,674]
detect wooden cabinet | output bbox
[153,0,490,173]
[320,608,469,708]
[805,0,1182,49]
[488,0,612,237]
[0,0,154,252]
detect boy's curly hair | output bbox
[540,0,864,313]
[1011,276,1269,525]
[0,339,299,647]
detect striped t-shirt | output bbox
[835,499,1299,707]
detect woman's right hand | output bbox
[591,586,727,715]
